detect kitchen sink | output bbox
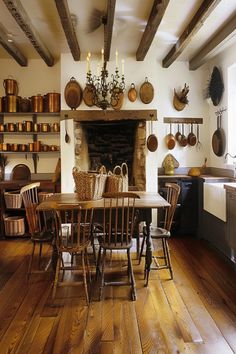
[203,182,236,222]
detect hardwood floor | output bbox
[0,237,235,353]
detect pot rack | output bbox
[164,117,203,124]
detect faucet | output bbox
[224,153,236,179]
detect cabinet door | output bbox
[226,192,236,252]
[180,180,198,234]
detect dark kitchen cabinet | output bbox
[158,176,198,236]
[226,189,236,256]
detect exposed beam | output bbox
[189,14,236,70]
[3,0,54,66]
[54,0,80,61]
[136,0,170,61]
[162,0,222,68]
[0,25,27,66]
[104,0,116,61]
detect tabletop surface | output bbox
[37,191,170,210]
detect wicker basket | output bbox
[72,166,107,200]
[106,163,129,192]
[4,190,22,209]
[4,216,25,236]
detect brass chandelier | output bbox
[85,50,125,110]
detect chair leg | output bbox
[85,249,91,284]
[161,237,168,266]
[139,233,146,264]
[28,241,36,280]
[38,243,42,267]
[52,255,61,300]
[96,246,102,280]
[127,249,136,301]
[164,239,173,279]
[99,249,106,301]
[91,238,97,265]
[81,250,90,305]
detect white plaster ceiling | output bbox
[0,0,235,65]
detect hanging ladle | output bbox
[65,115,70,143]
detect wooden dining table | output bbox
[37,191,170,286]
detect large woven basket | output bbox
[4,190,22,209]
[4,216,25,236]
[72,166,107,200]
[106,163,129,192]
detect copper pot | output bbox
[4,95,20,113]
[0,123,4,132]
[52,122,60,132]
[19,144,27,152]
[44,92,60,112]
[28,143,34,152]
[3,78,18,95]
[33,123,39,132]
[41,144,49,152]
[7,123,15,132]
[31,95,44,112]
[2,143,10,151]
[11,143,18,152]
[33,141,41,152]
[25,121,32,132]
[42,123,50,132]
[19,97,31,112]
[16,122,24,132]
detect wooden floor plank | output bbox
[169,241,234,353]
[162,280,203,343]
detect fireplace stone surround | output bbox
[63,109,157,191]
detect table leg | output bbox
[51,238,58,273]
[144,220,152,287]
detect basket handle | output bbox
[113,165,122,175]
[99,165,107,175]
[121,162,128,177]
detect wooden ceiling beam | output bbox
[54,0,80,61]
[136,0,170,61]
[0,25,27,66]
[189,14,236,70]
[104,0,116,62]
[162,0,222,68]
[3,0,54,66]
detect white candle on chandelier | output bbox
[86,55,89,74]
[121,59,125,76]
[115,49,118,68]
[88,52,91,72]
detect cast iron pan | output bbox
[209,67,224,106]
[212,114,225,156]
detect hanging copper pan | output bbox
[147,121,158,152]
[212,114,225,156]
[83,84,95,107]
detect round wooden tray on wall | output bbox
[64,77,82,110]
[139,78,154,104]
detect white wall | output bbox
[60,47,209,192]
[204,41,236,171]
[0,58,61,175]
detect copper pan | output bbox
[147,121,158,152]
[165,123,176,150]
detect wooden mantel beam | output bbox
[0,24,27,66]
[136,0,170,61]
[3,0,54,66]
[189,14,236,70]
[54,0,81,61]
[61,109,157,122]
[104,0,116,61]
[162,0,222,68]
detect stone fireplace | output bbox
[61,109,157,192]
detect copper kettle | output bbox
[3,78,18,95]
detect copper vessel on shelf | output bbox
[44,92,60,112]
[31,95,44,113]
[3,78,18,95]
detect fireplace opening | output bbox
[81,120,137,183]
[75,119,146,190]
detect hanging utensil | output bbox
[64,115,70,143]
[196,124,202,151]
[175,124,182,143]
[179,124,187,147]
[187,123,197,146]
[212,113,225,156]
[165,123,175,150]
[147,120,158,152]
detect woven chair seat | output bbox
[31,230,54,242]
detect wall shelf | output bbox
[164,117,203,124]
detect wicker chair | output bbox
[20,182,54,279]
[96,192,140,301]
[52,204,94,304]
[139,183,180,285]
